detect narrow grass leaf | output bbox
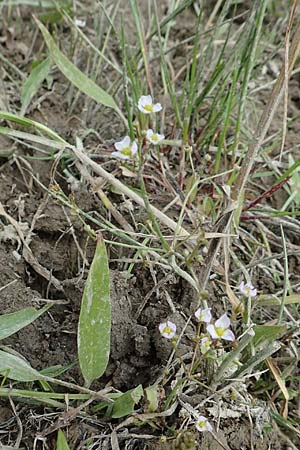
[0,126,67,150]
[35,19,125,121]
[78,235,111,388]
[0,111,67,142]
[56,430,71,450]
[21,57,51,116]
[6,0,69,5]
[0,350,44,382]
[256,294,300,307]
[0,305,51,341]
[112,384,143,418]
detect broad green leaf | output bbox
[35,19,125,122]
[78,235,111,387]
[0,111,67,142]
[0,304,51,341]
[21,57,52,116]
[56,430,71,450]
[112,384,143,418]
[253,325,287,347]
[0,350,44,381]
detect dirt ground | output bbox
[0,1,300,449]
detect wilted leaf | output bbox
[145,385,159,412]
[21,57,51,115]
[0,305,51,341]
[78,235,111,387]
[0,350,44,382]
[56,430,71,450]
[112,384,143,418]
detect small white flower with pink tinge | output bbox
[239,281,257,298]
[195,307,212,323]
[159,320,176,339]
[146,129,165,145]
[138,95,162,114]
[207,314,235,341]
[195,416,213,432]
[112,136,138,160]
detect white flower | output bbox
[195,416,213,432]
[200,336,211,354]
[207,314,235,341]
[112,136,138,160]
[195,307,212,323]
[75,18,86,28]
[138,95,162,114]
[159,320,176,339]
[145,129,165,145]
[239,281,257,298]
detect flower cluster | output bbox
[112,95,165,160]
[195,308,235,343]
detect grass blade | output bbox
[21,57,51,116]
[0,111,67,142]
[56,430,71,450]
[78,234,111,388]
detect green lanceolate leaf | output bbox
[253,325,287,347]
[0,350,44,382]
[112,384,143,418]
[0,304,51,341]
[78,234,111,387]
[21,57,52,115]
[35,19,125,121]
[56,430,71,450]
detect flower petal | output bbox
[146,129,154,139]
[195,307,212,323]
[159,322,167,334]
[111,151,130,160]
[239,281,245,294]
[131,141,138,155]
[207,324,219,339]
[215,313,230,329]
[153,102,162,112]
[222,329,235,341]
[114,135,130,151]
[140,95,153,106]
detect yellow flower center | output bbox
[244,287,251,296]
[151,134,159,142]
[197,421,206,429]
[144,104,154,112]
[163,326,173,335]
[215,327,225,337]
[121,147,132,156]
